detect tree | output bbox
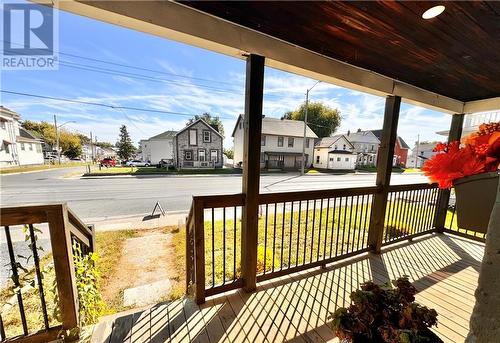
[116,125,136,160]
[224,148,234,159]
[282,101,341,138]
[96,141,115,149]
[22,120,82,158]
[187,112,224,136]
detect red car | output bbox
[100,158,116,167]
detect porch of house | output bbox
[89,233,482,343]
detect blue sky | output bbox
[1,2,452,149]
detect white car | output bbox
[126,160,150,167]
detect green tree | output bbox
[282,101,341,138]
[187,112,224,136]
[116,125,136,160]
[22,120,82,158]
[224,148,234,159]
[95,141,115,149]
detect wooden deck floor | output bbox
[89,233,483,343]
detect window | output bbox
[343,144,346,150]
[185,150,193,160]
[20,143,25,151]
[189,129,197,146]
[198,149,206,161]
[277,136,284,147]
[5,143,9,154]
[210,150,218,163]
[334,145,338,150]
[29,143,33,151]
[288,137,294,147]
[261,135,266,146]
[329,157,334,162]
[239,121,242,130]
[345,157,349,162]
[0,121,5,129]
[316,155,320,163]
[306,138,310,148]
[36,144,42,153]
[260,152,265,163]
[371,145,374,151]
[337,157,341,162]
[203,130,211,143]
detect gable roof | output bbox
[345,130,380,144]
[368,129,410,149]
[176,118,223,138]
[315,134,354,149]
[231,115,318,138]
[17,127,41,143]
[148,130,177,140]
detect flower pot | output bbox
[453,171,499,233]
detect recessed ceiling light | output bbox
[422,5,445,19]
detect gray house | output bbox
[175,119,223,168]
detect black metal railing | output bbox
[383,184,441,244]
[0,204,93,343]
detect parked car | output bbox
[126,160,150,167]
[157,158,174,168]
[100,158,116,167]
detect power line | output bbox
[1,90,235,119]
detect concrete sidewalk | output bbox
[89,211,188,231]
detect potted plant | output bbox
[422,122,500,233]
[329,277,442,343]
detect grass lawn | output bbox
[83,166,242,176]
[0,162,87,174]
[403,168,422,173]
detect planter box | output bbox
[454,172,499,233]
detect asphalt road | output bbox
[0,166,429,221]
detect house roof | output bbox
[315,134,354,149]
[345,130,380,144]
[0,106,20,120]
[148,130,177,140]
[368,129,410,149]
[231,115,318,138]
[328,149,356,155]
[17,128,41,143]
[177,118,223,138]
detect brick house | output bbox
[175,119,223,168]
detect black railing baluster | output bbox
[412,190,423,233]
[355,196,361,251]
[405,190,415,235]
[28,224,49,330]
[272,203,277,272]
[426,188,436,230]
[303,200,309,265]
[329,197,337,258]
[288,201,294,268]
[362,194,370,247]
[211,208,215,287]
[0,313,5,341]
[415,190,426,233]
[324,198,330,260]
[5,226,28,336]
[336,197,343,256]
[233,206,237,280]
[280,202,285,270]
[317,199,323,261]
[222,208,226,284]
[310,199,316,262]
[392,192,402,241]
[388,192,397,241]
[346,196,354,253]
[263,204,268,274]
[296,201,302,267]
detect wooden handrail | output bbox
[388,183,438,192]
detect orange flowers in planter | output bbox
[422,122,500,189]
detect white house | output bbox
[232,115,318,170]
[0,106,44,167]
[407,142,439,168]
[139,130,177,164]
[344,129,380,167]
[313,135,357,170]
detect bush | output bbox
[329,277,441,343]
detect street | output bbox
[0,167,428,221]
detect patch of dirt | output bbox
[101,228,180,309]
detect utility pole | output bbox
[301,80,321,175]
[54,114,60,164]
[90,131,94,162]
[414,134,420,168]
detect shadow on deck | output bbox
[90,233,483,343]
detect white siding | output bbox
[313,147,330,169]
[327,153,356,170]
[148,139,174,164]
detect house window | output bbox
[260,152,265,162]
[189,129,197,146]
[20,143,25,151]
[343,144,346,150]
[198,149,206,161]
[277,136,284,147]
[337,157,341,162]
[210,149,218,163]
[261,135,266,146]
[306,138,311,148]
[0,121,5,129]
[36,144,42,153]
[288,137,294,147]
[345,157,349,162]
[316,155,320,163]
[329,157,333,162]
[239,121,242,130]
[5,143,10,154]
[371,145,374,151]
[203,130,211,143]
[29,143,33,151]
[185,150,193,160]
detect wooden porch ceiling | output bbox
[183,1,500,103]
[50,1,500,113]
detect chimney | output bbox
[357,128,362,132]
[347,130,350,136]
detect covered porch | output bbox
[2,1,499,342]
